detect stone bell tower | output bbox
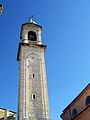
[17,17,50,120]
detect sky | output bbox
[0,0,90,120]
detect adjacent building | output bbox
[0,108,16,120]
[60,83,90,120]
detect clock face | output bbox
[22,48,30,58]
[22,48,41,61]
[30,53,37,61]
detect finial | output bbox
[29,15,34,23]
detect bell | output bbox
[0,4,3,14]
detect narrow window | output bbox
[86,96,90,106]
[33,73,35,78]
[72,108,77,117]
[32,94,36,99]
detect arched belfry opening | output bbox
[28,31,36,41]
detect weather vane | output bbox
[0,3,3,14]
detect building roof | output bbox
[0,115,16,120]
[22,22,42,29]
[62,83,90,112]
[0,108,16,120]
[0,108,16,114]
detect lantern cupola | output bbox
[20,17,42,45]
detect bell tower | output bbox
[17,17,50,120]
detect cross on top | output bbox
[29,16,34,23]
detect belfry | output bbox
[17,17,50,120]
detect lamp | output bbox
[0,4,3,14]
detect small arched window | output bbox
[86,96,90,106]
[28,31,36,41]
[72,108,77,117]
[32,94,36,100]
